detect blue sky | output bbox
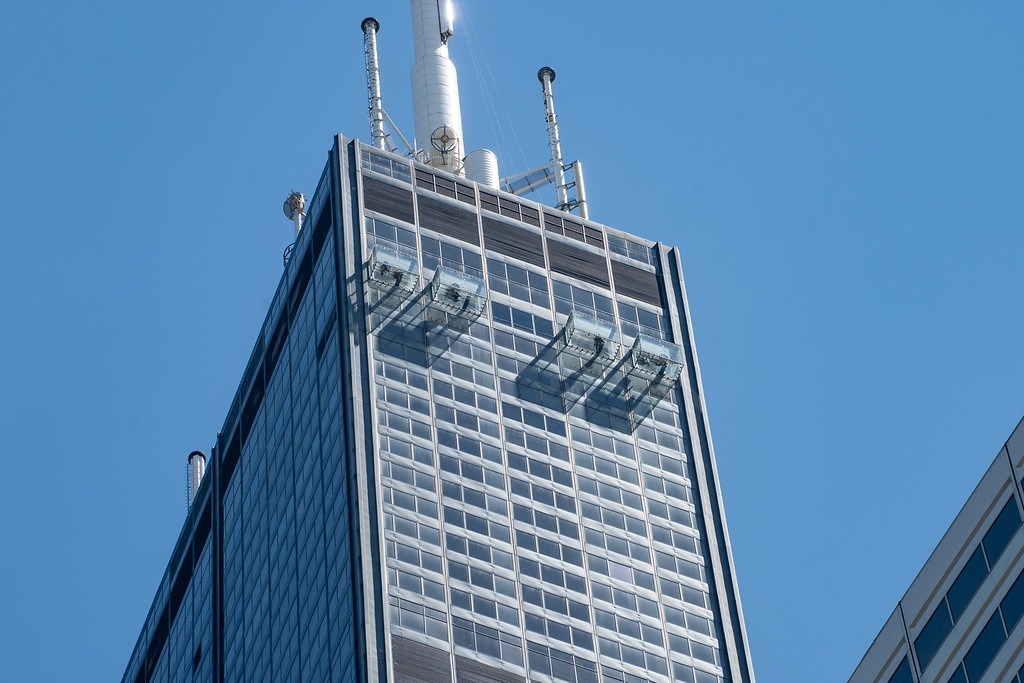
[2,1,1023,681]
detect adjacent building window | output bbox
[914,496,1022,672]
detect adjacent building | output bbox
[119,3,756,683]
[851,417,1024,683]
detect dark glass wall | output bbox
[122,159,359,683]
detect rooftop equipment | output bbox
[497,67,589,217]
[282,191,305,267]
[187,450,206,512]
[283,191,305,239]
[464,148,499,189]
[355,4,590,214]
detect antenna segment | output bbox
[499,66,590,217]
[410,0,465,173]
[571,160,589,220]
[538,67,570,211]
[362,18,388,151]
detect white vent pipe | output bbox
[187,450,206,511]
[538,66,569,211]
[362,18,388,151]
[410,0,465,173]
[465,149,499,189]
[572,160,589,220]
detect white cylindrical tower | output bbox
[464,149,499,189]
[187,450,206,511]
[410,0,465,173]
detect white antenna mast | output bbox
[362,18,388,151]
[538,67,569,211]
[410,0,465,173]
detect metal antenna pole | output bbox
[283,191,305,239]
[362,17,388,151]
[538,67,569,211]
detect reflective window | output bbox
[983,498,1022,568]
[488,257,550,307]
[553,279,615,322]
[963,611,1007,682]
[618,301,671,341]
[914,601,953,672]
[607,233,657,265]
[947,547,989,622]
[361,148,413,184]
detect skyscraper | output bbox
[850,416,1024,683]
[120,3,755,683]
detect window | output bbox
[553,280,615,322]
[361,149,412,184]
[607,233,656,265]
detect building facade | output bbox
[851,417,1024,683]
[119,134,756,683]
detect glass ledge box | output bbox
[563,311,621,362]
[428,266,487,320]
[627,335,685,383]
[368,245,420,297]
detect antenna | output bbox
[362,18,388,151]
[283,191,305,239]
[410,0,465,173]
[538,67,570,211]
[282,191,304,267]
[187,450,206,512]
[571,160,589,220]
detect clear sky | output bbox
[2,1,1023,681]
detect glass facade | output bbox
[851,413,1024,683]
[120,138,754,683]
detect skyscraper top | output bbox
[360,2,587,217]
[119,3,756,683]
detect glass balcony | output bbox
[429,267,487,320]
[367,245,419,296]
[563,311,620,361]
[626,335,683,383]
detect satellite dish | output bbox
[430,126,459,155]
[283,191,305,221]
